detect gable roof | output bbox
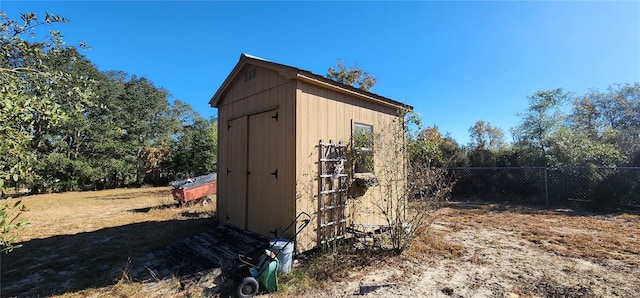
[209,53,413,111]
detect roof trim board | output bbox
[209,53,413,112]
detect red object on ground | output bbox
[171,181,217,205]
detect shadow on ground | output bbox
[128,203,178,213]
[1,218,216,297]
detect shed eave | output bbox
[209,54,299,108]
[295,73,413,112]
[209,53,413,112]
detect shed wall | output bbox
[294,81,403,251]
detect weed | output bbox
[407,226,464,259]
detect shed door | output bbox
[247,109,280,237]
[227,116,248,228]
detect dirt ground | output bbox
[308,202,640,298]
[0,187,217,298]
[2,189,639,297]
[132,201,640,298]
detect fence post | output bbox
[544,167,549,206]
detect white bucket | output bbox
[269,239,294,273]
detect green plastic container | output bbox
[251,249,280,292]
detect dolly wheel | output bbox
[236,276,259,298]
[201,197,212,206]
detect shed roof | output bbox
[209,53,413,111]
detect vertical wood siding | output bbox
[216,62,406,252]
[217,65,296,241]
[294,81,402,251]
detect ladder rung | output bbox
[319,174,348,178]
[321,219,347,227]
[320,158,346,162]
[319,142,346,147]
[320,204,346,211]
[320,235,346,244]
[320,189,347,194]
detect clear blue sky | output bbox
[2,1,638,144]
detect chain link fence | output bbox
[449,167,640,209]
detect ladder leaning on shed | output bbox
[318,140,348,252]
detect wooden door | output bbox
[226,116,248,228]
[247,109,280,237]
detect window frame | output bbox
[352,122,374,177]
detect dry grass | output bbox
[14,187,207,241]
[313,202,640,297]
[4,192,639,297]
[0,187,216,297]
[444,203,640,269]
[276,218,466,296]
[407,225,465,260]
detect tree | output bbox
[547,127,625,167]
[118,76,173,185]
[511,88,572,166]
[469,120,505,151]
[163,100,218,182]
[168,116,218,178]
[411,126,466,167]
[28,47,98,192]
[0,11,80,252]
[84,71,133,189]
[584,83,640,159]
[467,120,506,166]
[327,59,376,91]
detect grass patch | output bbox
[1,187,216,297]
[274,246,391,296]
[445,203,640,268]
[407,226,465,260]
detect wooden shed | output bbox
[209,54,412,252]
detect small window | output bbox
[353,123,374,175]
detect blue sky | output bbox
[2,1,638,144]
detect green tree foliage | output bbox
[1,12,73,190]
[573,83,640,158]
[118,76,174,185]
[467,120,506,166]
[410,125,466,167]
[86,71,136,188]
[469,120,505,151]
[547,127,625,167]
[167,100,218,179]
[28,48,98,192]
[0,11,81,252]
[1,12,217,194]
[465,84,638,168]
[0,199,28,253]
[511,88,572,166]
[327,59,376,91]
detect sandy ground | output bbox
[5,191,638,298]
[132,202,639,298]
[308,205,639,298]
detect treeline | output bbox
[411,84,640,168]
[1,12,216,193]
